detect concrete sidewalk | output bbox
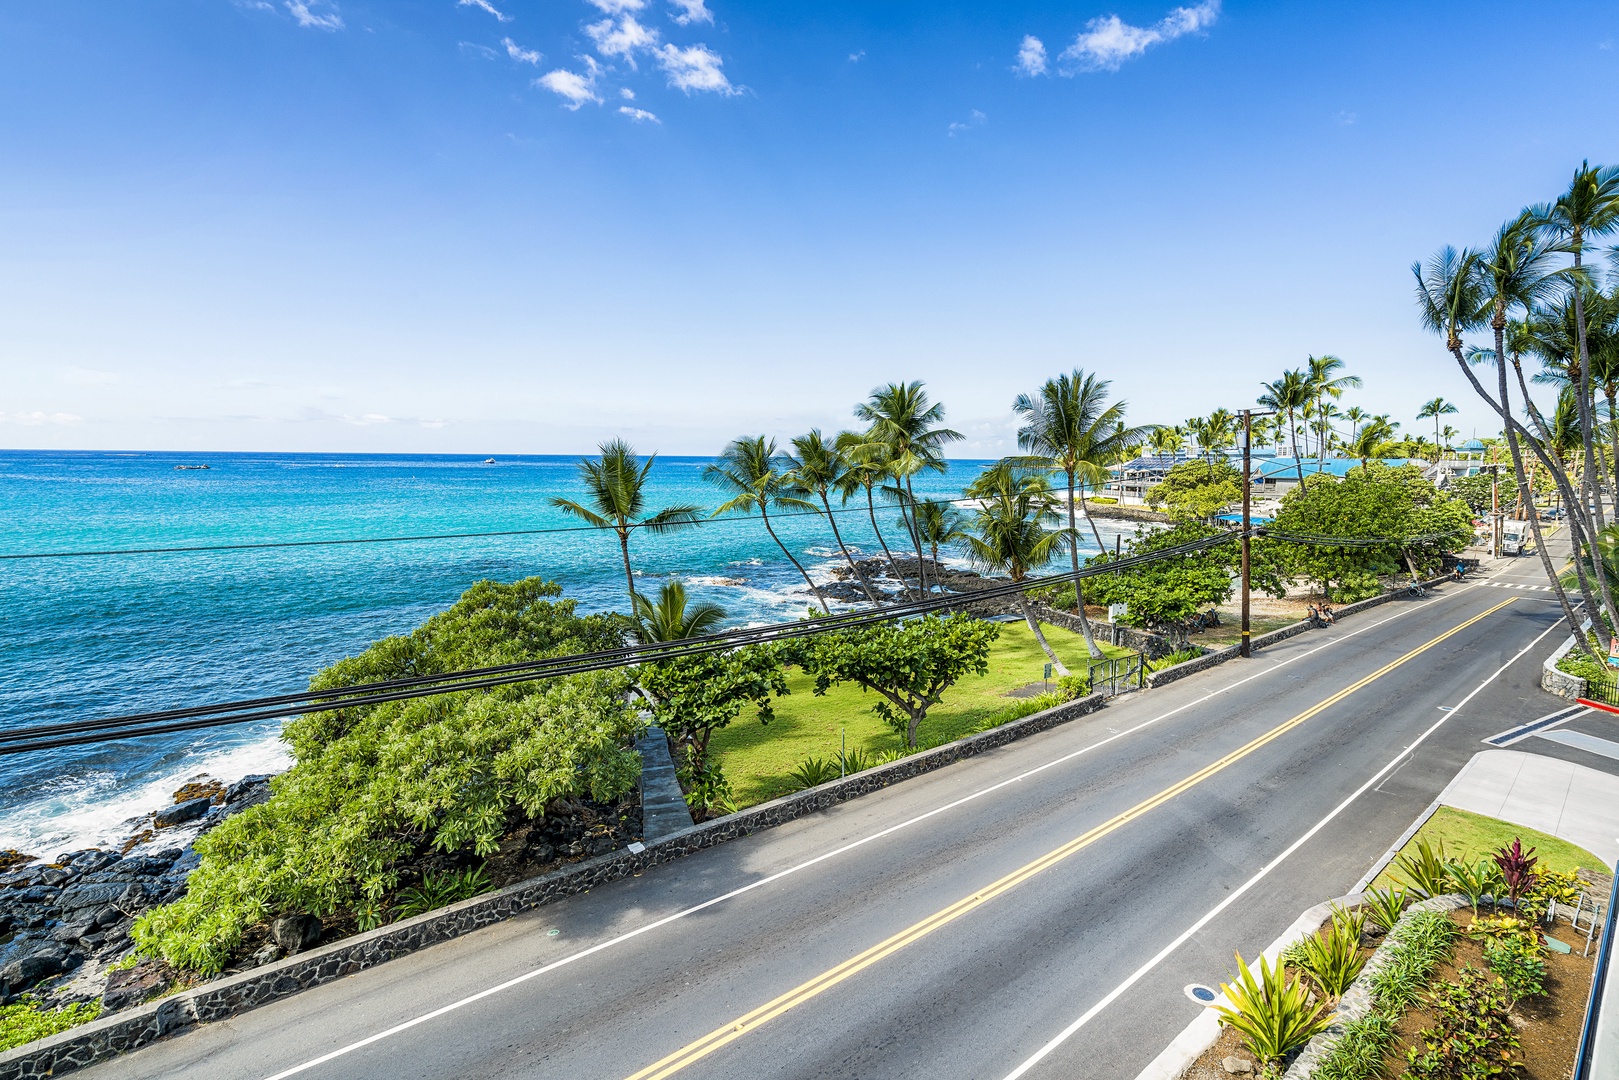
[1437,749,1619,869]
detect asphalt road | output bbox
[81,544,1619,1080]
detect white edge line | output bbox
[261,587,1467,1080]
[998,604,1563,1080]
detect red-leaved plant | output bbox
[1493,838,1539,908]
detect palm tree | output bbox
[1306,355,1361,464]
[1257,369,1314,484]
[1342,406,1370,444]
[1010,370,1149,660]
[706,436,830,614]
[834,430,910,598]
[1185,409,1237,477]
[1149,426,1185,456]
[1417,398,1458,460]
[550,439,704,606]
[628,581,726,643]
[855,382,963,596]
[963,463,1073,676]
[786,430,881,605]
[912,498,970,569]
[1348,417,1396,470]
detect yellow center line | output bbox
[623,595,1519,1080]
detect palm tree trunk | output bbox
[1017,594,1070,677]
[1606,387,1619,507]
[1289,409,1305,485]
[760,508,829,614]
[822,493,879,605]
[902,476,929,596]
[1064,467,1104,659]
[864,483,909,599]
[617,529,638,605]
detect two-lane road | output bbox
[82,551,1614,1080]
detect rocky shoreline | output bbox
[0,774,273,1014]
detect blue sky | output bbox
[2,0,1617,455]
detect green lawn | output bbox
[1369,806,1606,890]
[709,621,1128,808]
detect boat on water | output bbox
[174,464,210,471]
[484,458,496,464]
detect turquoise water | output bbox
[0,449,1128,855]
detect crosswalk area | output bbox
[1479,581,1553,591]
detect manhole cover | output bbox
[1184,983,1218,1004]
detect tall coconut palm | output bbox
[1149,426,1185,456]
[833,430,910,597]
[1185,409,1237,478]
[911,498,970,573]
[628,581,726,643]
[963,463,1073,676]
[1342,406,1370,444]
[1257,369,1314,483]
[550,439,704,606]
[1440,424,1459,453]
[706,436,830,614]
[1010,370,1150,660]
[1306,355,1361,464]
[1417,398,1459,460]
[1533,162,1619,517]
[786,429,881,605]
[1348,417,1396,471]
[855,382,962,596]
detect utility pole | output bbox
[1240,408,1275,659]
[1490,464,1501,559]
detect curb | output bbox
[0,693,1107,1080]
[1145,573,1457,689]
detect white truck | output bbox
[1501,519,1531,556]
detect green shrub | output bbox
[134,579,641,974]
[1483,936,1546,1004]
[1285,904,1367,1001]
[0,1000,100,1053]
[1394,838,1454,898]
[1446,858,1505,913]
[1313,1012,1396,1080]
[1404,966,1520,1080]
[393,866,493,921]
[1368,908,1459,1013]
[788,757,842,789]
[1214,952,1332,1067]
[836,747,875,774]
[1055,673,1092,699]
[1147,648,1200,673]
[1361,886,1408,933]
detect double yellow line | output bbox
[624,596,1518,1080]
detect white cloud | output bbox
[668,0,713,26]
[619,106,661,123]
[1337,109,1357,125]
[848,49,865,63]
[585,0,645,12]
[585,15,659,65]
[457,0,511,21]
[459,40,499,58]
[948,109,987,136]
[655,43,735,94]
[0,411,82,426]
[620,87,636,99]
[1058,0,1218,72]
[537,58,604,108]
[233,0,276,11]
[284,0,343,30]
[1015,35,1047,76]
[502,36,542,64]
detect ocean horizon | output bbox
[0,449,1137,856]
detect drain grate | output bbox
[1183,983,1218,1004]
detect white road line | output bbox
[997,611,1566,1080]
[261,586,1477,1080]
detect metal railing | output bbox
[1088,653,1144,697]
[1573,869,1618,1079]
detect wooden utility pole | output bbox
[1240,408,1275,659]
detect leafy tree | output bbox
[707,435,830,613]
[1348,416,1398,468]
[550,440,703,606]
[1082,522,1286,633]
[134,579,640,974]
[639,644,789,814]
[1446,471,1496,515]
[1146,460,1242,522]
[963,460,1084,669]
[802,613,998,748]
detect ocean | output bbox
[0,450,1135,856]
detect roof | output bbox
[1251,457,1410,482]
[1460,439,1487,451]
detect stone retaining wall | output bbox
[1083,503,1174,524]
[1029,604,1179,660]
[1541,631,1587,701]
[0,693,1107,1080]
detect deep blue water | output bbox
[0,450,1130,855]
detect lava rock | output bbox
[4,885,62,906]
[93,905,123,929]
[0,943,72,994]
[1221,1056,1254,1075]
[154,796,212,828]
[270,913,323,954]
[585,836,615,856]
[101,962,168,1012]
[58,881,148,915]
[39,867,75,887]
[252,943,285,967]
[224,774,274,806]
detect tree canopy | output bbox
[1146,460,1243,522]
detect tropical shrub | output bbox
[134,579,642,974]
[1446,858,1505,914]
[836,747,875,774]
[1214,952,1333,1067]
[1147,648,1200,673]
[1361,886,1408,933]
[1520,867,1581,922]
[1394,839,1453,898]
[1403,966,1521,1080]
[1313,1012,1396,1080]
[1081,522,1287,633]
[1483,936,1546,1005]
[1145,460,1243,522]
[0,1001,100,1054]
[1491,839,1539,908]
[1286,904,1367,1001]
[788,757,842,789]
[1367,909,1459,1013]
[393,866,493,920]
[802,613,999,748]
